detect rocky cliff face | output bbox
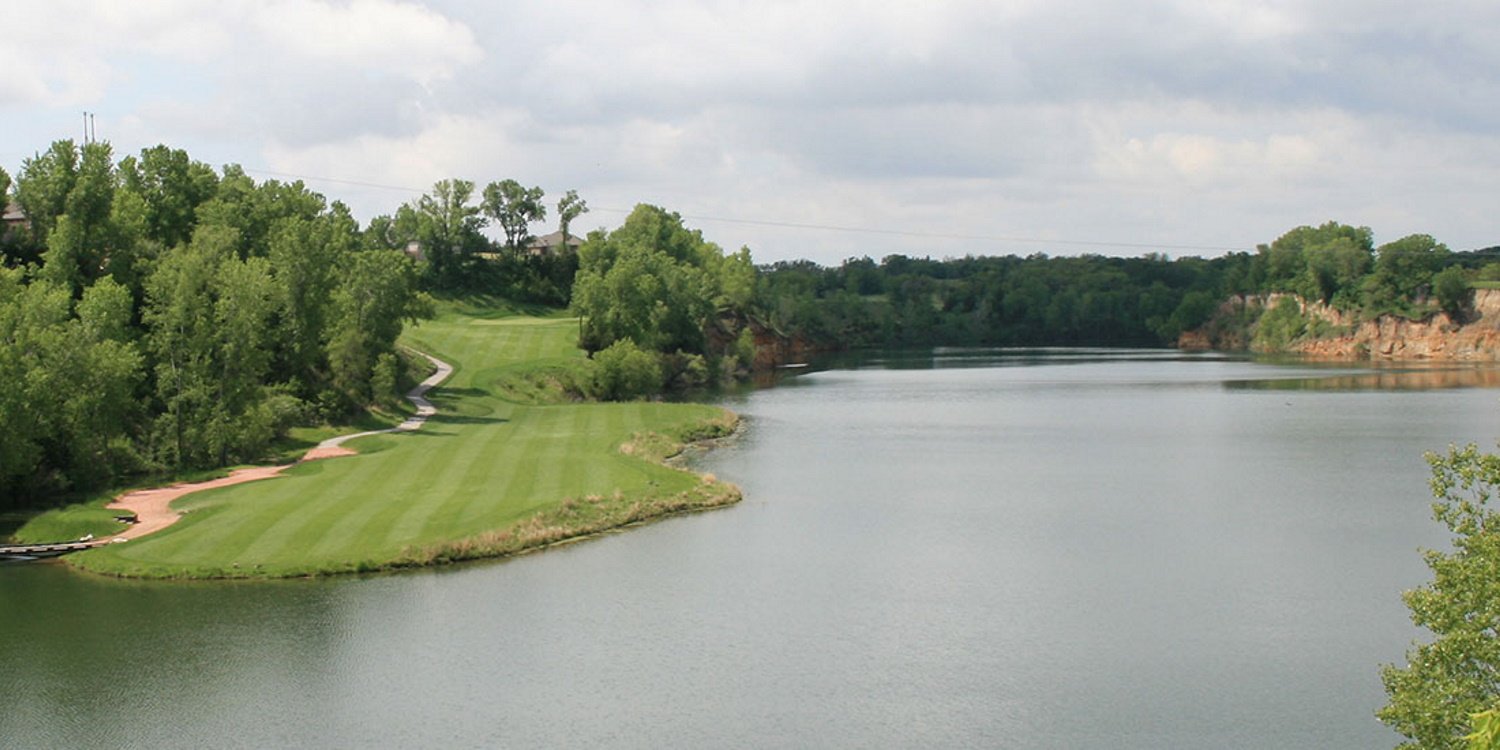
[749,323,830,370]
[1181,289,1500,360]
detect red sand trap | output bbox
[106,465,290,541]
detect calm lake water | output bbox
[5,350,1499,749]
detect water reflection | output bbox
[814,346,1230,372]
[811,346,1500,393]
[7,350,1500,748]
[1229,364,1500,391]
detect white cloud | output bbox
[244,0,481,84]
[5,0,1500,264]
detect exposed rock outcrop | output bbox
[1181,289,1500,360]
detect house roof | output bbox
[2,202,24,223]
[527,230,584,249]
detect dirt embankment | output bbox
[1181,289,1500,360]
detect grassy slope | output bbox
[69,303,737,578]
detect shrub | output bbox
[583,339,663,401]
[1252,297,1308,351]
[1433,266,1472,320]
[371,352,400,409]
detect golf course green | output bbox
[59,300,741,579]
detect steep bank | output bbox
[1181,289,1500,360]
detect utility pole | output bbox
[81,111,97,144]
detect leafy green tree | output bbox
[195,166,326,258]
[1298,235,1372,306]
[1467,709,1500,750]
[1257,222,1373,300]
[207,252,279,461]
[1434,266,1472,320]
[1250,296,1309,351]
[37,214,91,295]
[267,209,356,391]
[582,338,663,401]
[0,270,65,498]
[0,139,439,505]
[556,188,588,245]
[144,223,284,467]
[50,279,144,487]
[327,250,428,405]
[406,179,487,288]
[571,205,723,355]
[1379,443,1500,748]
[370,352,401,409]
[99,180,158,298]
[361,213,403,251]
[35,142,122,297]
[0,271,143,498]
[76,275,135,343]
[482,179,546,252]
[66,142,116,240]
[1160,289,1217,340]
[13,140,80,252]
[1366,234,1452,315]
[120,144,219,250]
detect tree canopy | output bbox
[2,135,1485,503]
[571,204,756,357]
[1,140,428,508]
[1380,443,1500,749]
[482,178,546,252]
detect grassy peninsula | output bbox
[51,300,740,579]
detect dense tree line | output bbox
[750,221,1491,353]
[365,177,587,306]
[556,213,1489,398]
[1,140,427,508]
[754,251,1234,349]
[569,204,759,397]
[1248,221,1477,319]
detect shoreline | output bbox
[65,345,743,580]
[73,414,741,580]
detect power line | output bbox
[242,168,426,194]
[662,212,1249,253]
[241,166,1248,253]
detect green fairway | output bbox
[71,304,738,578]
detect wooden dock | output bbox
[0,540,107,561]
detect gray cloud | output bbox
[5,0,1500,265]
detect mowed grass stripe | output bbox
[78,308,729,578]
[444,409,535,533]
[298,453,429,562]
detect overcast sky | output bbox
[3,0,1498,265]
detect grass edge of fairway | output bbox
[10,408,415,546]
[392,411,742,572]
[62,408,743,580]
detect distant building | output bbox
[525,230,583,257]
[403,240,425,262]
[2,202,26,233]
